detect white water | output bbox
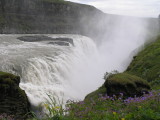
[0,34,104,106]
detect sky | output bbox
[67,0,160,18]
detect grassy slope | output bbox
[127,35,160,87]
[105,73,149,86]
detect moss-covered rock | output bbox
[0,71,30,119]
[85,35,160,100]
[104,73,151,97]
[127,35,160,85]
[85,73,151,100]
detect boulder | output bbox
[104,73,151,97]
[17,35,74,46]
[0,71,30,119]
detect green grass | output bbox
[105,73,149,86]
[85,85,106,101]
[64,90,160,120]
[104,73,150,97]
[127,35,160,84]
[24,90,160,120]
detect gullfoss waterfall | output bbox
[0,17,157,114]
[0,34,104,108]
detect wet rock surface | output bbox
[0,71,30,119]
[17,35,74,46]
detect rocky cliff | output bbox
[0,0,106,40]
[1,0,159,42]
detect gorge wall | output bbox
[0,0,106,40]
[0,0,159,42]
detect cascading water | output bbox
[0,34,104,107]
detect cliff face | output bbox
[0,0,106,39]
[0,0,159,42]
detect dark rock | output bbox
[0,0,105,41]
[0,71,30,119]
[55,38,74,46]
[18,35,55,42]
[17,35,74,46]
[104,73,151,97]
[48,41,70,46]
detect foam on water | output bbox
[0,34,104,106]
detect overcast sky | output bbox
[67,0,160,18]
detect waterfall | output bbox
[0,17,155,108]
[0,34,104,106]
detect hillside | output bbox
[127,35,160,86]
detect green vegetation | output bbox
[43,94,64,119]
[85,72,150,101]
[0,71,30,119]
[64,90,160,120]
[127,35,160,87]
[0,71,20,84]
[1,90,160,120]
[23,90,160,120]
[104,73,150,97]
[85,85,106,101]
